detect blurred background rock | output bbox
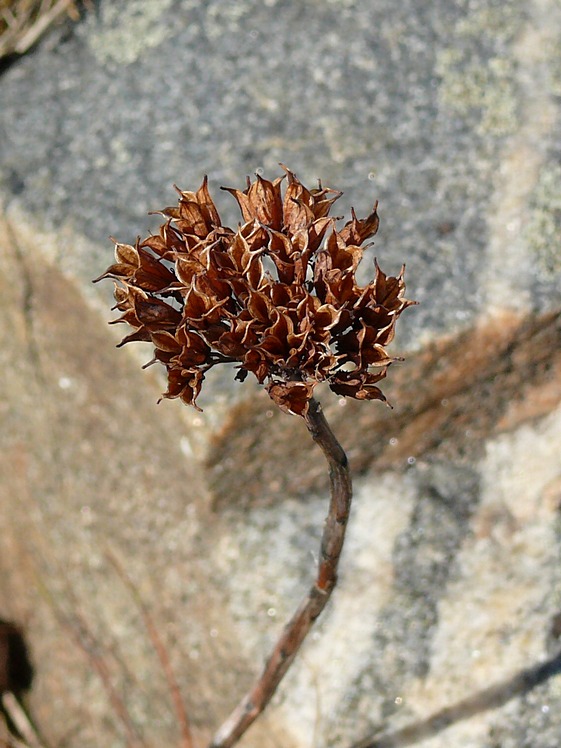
[0,1,560,746]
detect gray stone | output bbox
[1,0,561,746]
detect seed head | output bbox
[95,166,414,416]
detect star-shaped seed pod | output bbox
[95,166,414,415]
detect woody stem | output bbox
[209,397,352,748]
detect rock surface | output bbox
[1,1,561,747]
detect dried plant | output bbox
[0,0,82,60]
[96,166,412,417]
[96,166,413,747]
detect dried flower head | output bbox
[95,166,413,416]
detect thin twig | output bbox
[349,648,561,748]
[6,505,143,748]
[46,601,145,748]
[209,397,352,748]
[105,550,194,748]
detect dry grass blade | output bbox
[0,0,80,59]
[52,607,147,748]
[33,571,146,748]
[105,550,194,748]
[1,692,46,748]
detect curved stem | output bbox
[209,397,352,748]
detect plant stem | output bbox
[209,397,352,748]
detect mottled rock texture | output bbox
[1,0,560,746]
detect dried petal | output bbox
[339,204,380,245]
[267,380,315,416]
[329,369,387,401]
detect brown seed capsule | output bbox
[95,167,414,415]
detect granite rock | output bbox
[0,0,560,746]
